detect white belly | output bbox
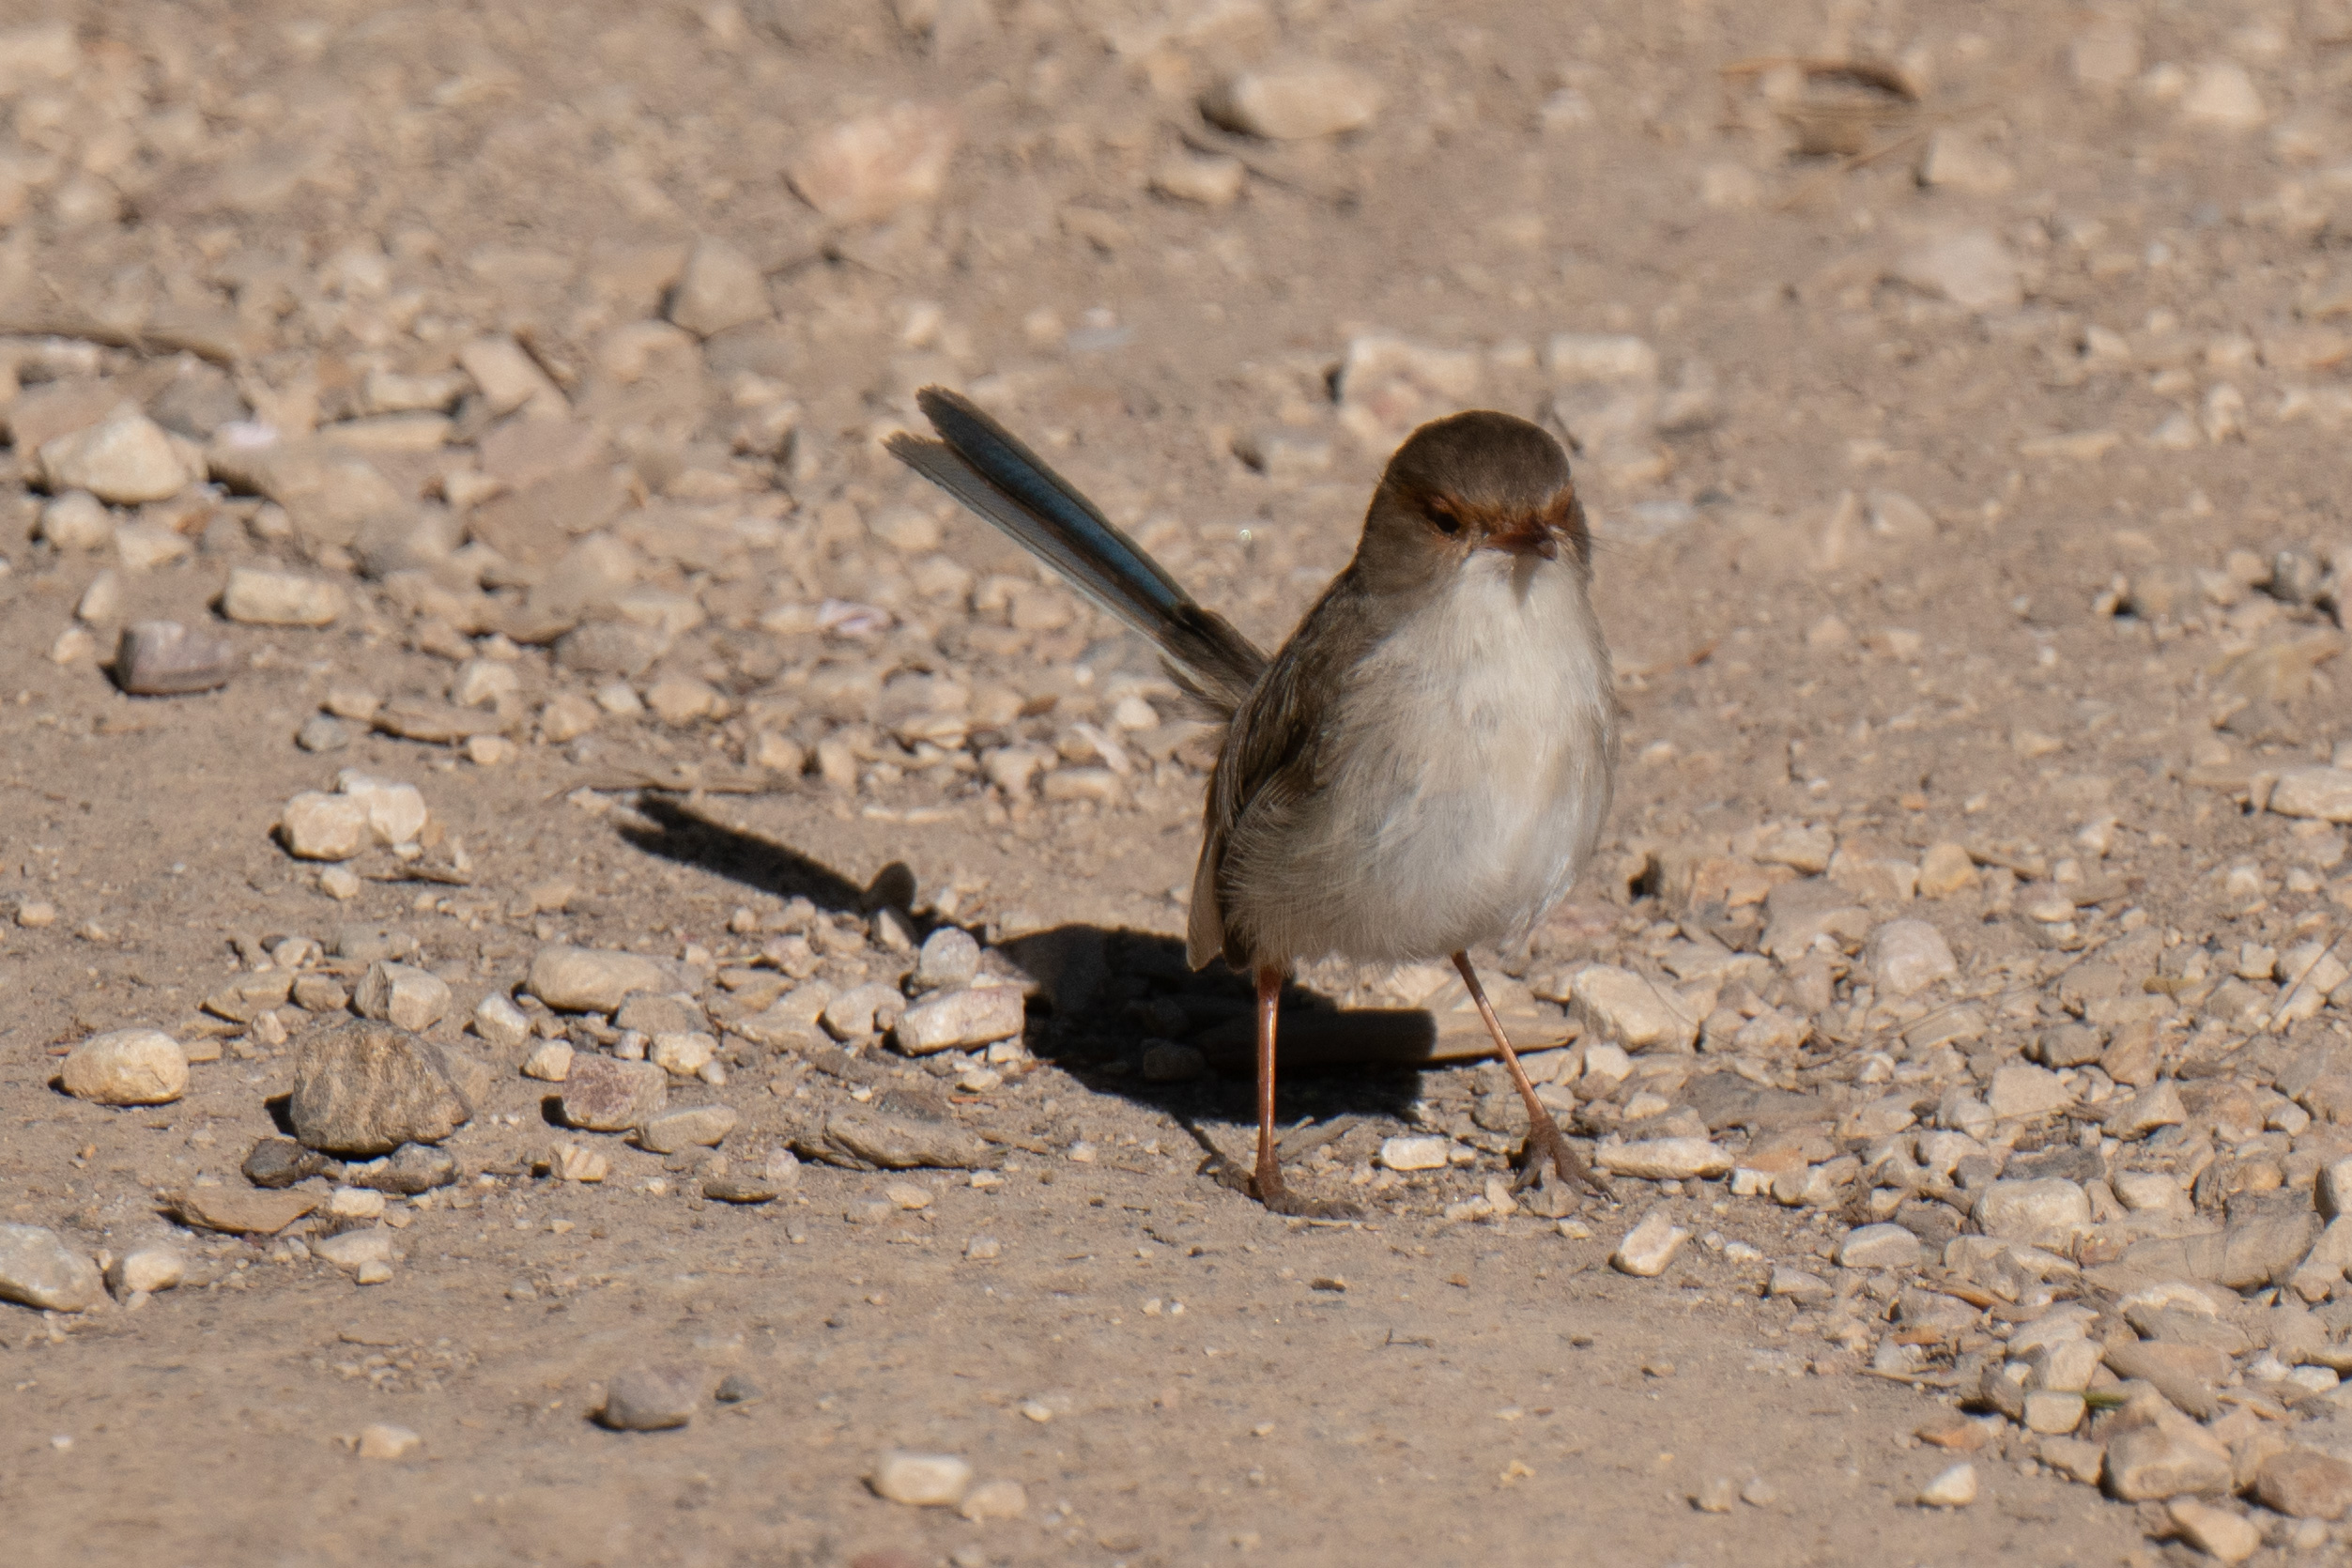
[1237,553,1616,966]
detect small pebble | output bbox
[869,1451,974,1507]
[2168,1498,2261,1564]
[352,961,452,1033]
[1202,65,1383,140]
[911,927,981,992]
[114,621,237,696]
[221,565,345,627]
[520,1038,574,1082]
[105,1244,186,1298]
[1378,1135,1453,1172]
[60,1028,189,1105]
[958,1477,1027,1522]
[1609,1210,1689,1277]
[356,1422,421,1460]
[0,1224,104,1312]
[1917,1463,1977,1508]
[599,1366,700,1431]
[476,992,534,1050]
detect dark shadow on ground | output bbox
[610,793,1428,1130]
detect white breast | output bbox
[1238,551,1616,967]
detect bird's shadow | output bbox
[616,795,1429,1131]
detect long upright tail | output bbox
[885,386,1266,719]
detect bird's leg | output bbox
[1451,951,1608,1207]
[1245,964,1360,1220]
[1251,963,1285,1206]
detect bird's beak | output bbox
[1483,518,1559,560]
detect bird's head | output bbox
[1354,410,1588,594]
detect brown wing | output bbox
[1184,572,1384,970]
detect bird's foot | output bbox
[1514,1119,1609,1216]
[1249,1168,1363,1221]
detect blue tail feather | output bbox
[888,387,1266,716]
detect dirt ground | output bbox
[5,0,2352,1563]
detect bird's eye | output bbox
[1426,506,1462,536]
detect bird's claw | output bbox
[1514,1121,1609,1215]
[1253,1178,1364,1221]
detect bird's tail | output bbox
[886,386,1266,720]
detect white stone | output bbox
[328,1187,387,1219]
[1769,1266,1834,1302]
[2114,1171,2187,1211]
[1150,153,1245,206]
[2278,941,2352,1026]
[1974,1178,2091,1246]
[528,945,672,1012]
[37,491,112,550]
[1565,964,1699,1052]
[357,1422,422,1460]
[2169,1499,2262,1564]
[1987,1064,2073,1121]
[0,1224,103,1312]
[114,519,192,570]
[638,1103,738,1154]
[893,986,1025,1054]
[105,1244,185,1297]
[2104,1082,2187,1137]
[520,1038,574,1082]
[334,771,428,846]
[1918,1462,1977,1507]
[314,1228,394,1270]
[1595,1137,1729,1181]
[2271,768,2352,823]
[61,1028,188,1105]
[869,1451,974,1507]
[1609,1209,1689,1277]
[2022,1390,2085,1435]
[1378,1135,1454,1172]
[353,961,452,1032]
[450,659,520,709]
[474,992,532,1049]
[649,1031,718,1076]
[912,927,981,992]
[282,791,370,860]
[38,410,203,503]
[788,102,959,225]
[2025,1337,2105,1394]
[1837,1223,1924,1269]
[1201,65,1383,140]
[220,566,344,627]
[1866,919,1958,996]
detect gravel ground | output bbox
[5,1,2352,1563]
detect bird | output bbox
[888,387,1617,1216]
